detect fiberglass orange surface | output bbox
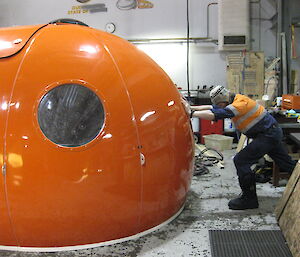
[0,22,194,250]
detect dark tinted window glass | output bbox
[224,35,246,45]
[38,84,104,147]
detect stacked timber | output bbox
[275,160,300,257]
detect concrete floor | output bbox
[0,148,286,257]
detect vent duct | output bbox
[218,0,250,51]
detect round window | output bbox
[38,84,104,147]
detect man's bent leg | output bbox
[229,136,273,210]
[228,173,258,210]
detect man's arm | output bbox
[191,105,213,111]
[181,98,215,120]
[192,110,215,120]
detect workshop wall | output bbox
[0,0,277,92]
[0,0,216,38]
[250,0,277,58]
[284,0,300,93]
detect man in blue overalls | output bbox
[187,85,296,210]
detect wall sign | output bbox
[68,3,107,14]
[116,0,154,10]
[69,0,154,15]
[68,6,89,14]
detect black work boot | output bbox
[228,174,259,210]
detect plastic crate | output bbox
[203,134,234,151]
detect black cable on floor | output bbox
[193,148,224,176]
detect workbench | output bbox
[289,133,300,148]
[272,132,300,187]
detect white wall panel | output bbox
[0,0,277,91]
[0,0,217,39]
[0,0,224,90]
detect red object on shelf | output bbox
[282,94,300,110]
[200,119,224,144]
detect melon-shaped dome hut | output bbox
[0,19,194,251]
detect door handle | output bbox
[140,153,146,166]
[2,163,6,175]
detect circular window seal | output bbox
[37,82,105,149]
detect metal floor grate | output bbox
[209,230,292,257]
